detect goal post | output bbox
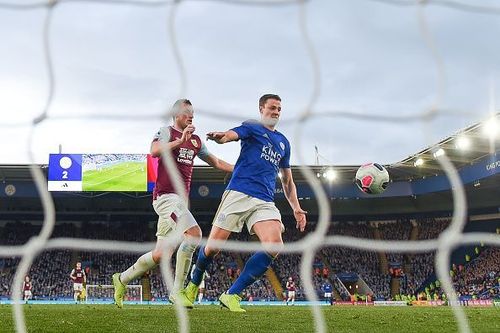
[85,284,143,304]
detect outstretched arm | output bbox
[199,153,234,173]
[280,168,307,232]
[206,130,239,144]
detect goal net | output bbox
[85,284,142,304]
[1,1,499,333]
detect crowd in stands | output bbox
[378,220,412,264]
[320,223,391,300]
[82,154,145,172]
[399,219,450,297]
[453,247,500,299]
[1,218,498,303]
[422,247,500,301]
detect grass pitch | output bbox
[1,305,499,333]
[82,161,146,191]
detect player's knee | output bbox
[151,249,162,263]
[185,225,202,241]
[265,240,283,257]
[204,246,219,257]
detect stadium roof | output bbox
[0,113,498,184]
[390,112,500,181]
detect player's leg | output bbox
[183,225,233,306]
[197,289,203,304]
[189,226,232,287]
[73,285,79,303]
[169,224,202,308]
[113,238,165,308]
[186,190,243,298]
[172,223,202,295]
[114,195,178,307]
[219,197,283,312]
[220,219,283,312]
[119,239,162,285]
[190,190,250,310]
[227,219,283,295]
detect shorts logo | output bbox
[279,142,285,150]
[217,213,226,223]
[170,212,178,223]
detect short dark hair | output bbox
[259,94,281,108]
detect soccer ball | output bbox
[355,163,390,195]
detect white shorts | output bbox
[324,292,332,298]
[24,291,32,298]
[73,283,83,292]
[213,190,283,235]
[153,193,198,239]
[199,280,205,290]
[288,291,296,298]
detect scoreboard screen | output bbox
[48,154,158,192]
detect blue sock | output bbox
[227,252,274,295]
[191,246,213,286]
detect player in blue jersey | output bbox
[322,279,333,305]
[182,94,307,311]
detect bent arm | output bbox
[150,139,184,157]
[151,125,195,157]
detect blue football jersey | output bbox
[227,120,290,202]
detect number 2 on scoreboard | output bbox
[62,170,68,179]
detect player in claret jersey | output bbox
[112,99,233,308]
[286,277,296,306]
[23,275,33,303]
[70,262,86,303]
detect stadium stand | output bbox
[1,219,498,303]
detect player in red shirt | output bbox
[113,99,233,308]
[286,276,296,306]
[23,276,33,303]
[70,262,86,303]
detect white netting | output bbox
[0,1,499,333]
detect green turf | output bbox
[1,305,499,333]
[82,161,146,191]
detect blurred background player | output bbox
[70,261,86,303]
[286,277,296,306]
[23,275,32,303]
[322,279,333,305]
[184,94,307,312]
[112,99,233,308]
[190,263,209,304]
